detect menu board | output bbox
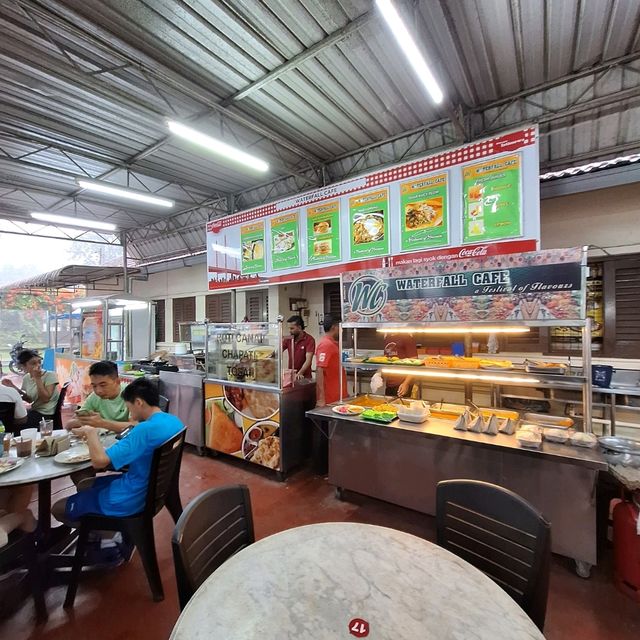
[241,221,266,274]
[306,200,341,265]
[462,154,522,242]
[270,211,300,271]
[349,188,389,260]
[400,173,448,251]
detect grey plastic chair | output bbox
[172,485,254,610]
[436,479,551,631]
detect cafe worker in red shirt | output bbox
[383,332,418,397]
[315,315,347,406]
[282,315,315,380]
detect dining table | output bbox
[170,521,544,640]
[0,429,117,538]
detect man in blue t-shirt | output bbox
[52,378,184,523]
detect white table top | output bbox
[0,430,117,487]
[170,522,543,640]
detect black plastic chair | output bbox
[52,382,69,430]
[158,395,170,413]
[172,485,254,610]
[0,401,17,434]
[63,428,186,607]
[436,479,551,631]
[0,530,47,621]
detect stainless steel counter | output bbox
[307,405,605,573]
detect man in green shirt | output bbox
[66,361,132,433]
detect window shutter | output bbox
[154,299,165,344]
[173,296,196,341]
[246,291,267,321]
[608,257,640,357]
[206,293,232,322]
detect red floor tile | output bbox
[1,449,638,639]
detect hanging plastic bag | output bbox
[370,371,384,395]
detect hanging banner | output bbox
[270,211,300,271]
[306,200,341,265]
[342,247,585,324]
[241,221,266,275]
[462,154,522,242]
[400,173,448,251]
[349,188,389,260]
[81,310,103,359]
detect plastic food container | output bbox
[569,432,598,448]
[516,430,542,449]
[543,428,572,444]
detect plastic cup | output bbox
[2,433,11,456]
[15,437,32,458]
[40,420,53,437]
[20,428,38,453]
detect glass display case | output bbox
[204,321,315,477]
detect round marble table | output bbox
[170,522,544,640]
[0,430,117,534]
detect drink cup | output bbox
[16,437,32,458]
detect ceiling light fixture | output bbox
[380,368,540,385]
[375,327,530,335]
[375,0,444,104]
[30,212,117,231]
[76,179,174,208]
[167,120,269,172]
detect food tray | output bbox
[523,413,574,429]
[361,409,397,424]
[397,411,429,424]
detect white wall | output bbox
[540,182,640,255]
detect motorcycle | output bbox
[7,336,26,375]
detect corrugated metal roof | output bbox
[0,0,638,262]
[0,264,138,291]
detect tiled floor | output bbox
[1,449,639,639]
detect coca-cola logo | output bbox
[208,220,223,234]
[347,275,388,316]
[458,245,488,258]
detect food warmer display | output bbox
[307,246,607,577]
[204,321,315,479]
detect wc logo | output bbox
[347,275,388,316]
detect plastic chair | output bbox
[436,479,551,631]
[0,531,47,621]
[172,485,254,610]
[0,401,17,434]
[158,395,170,413]
[52,382,70,430]
[63,428,186,607]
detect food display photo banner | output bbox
[349,188,390,259]
[241,221,266,275]
[270,211,300,270]
[463,154,521,242]
[206,127,539,290]
[341,246,585,324]
[400,173,448,251]
[307,200,341,264]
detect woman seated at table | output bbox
[0,486,36,548]
[1,350,59,428]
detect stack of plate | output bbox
[599,436,640,468]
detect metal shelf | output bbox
[342,361,586,389]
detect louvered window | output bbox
[246,290,268,322]
[206,293,233,322]
[173,296,196,341]
[154,299,166,344]
[604,256,640,358]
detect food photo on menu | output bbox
[353,211,385,244]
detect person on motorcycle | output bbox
[1,349,60,427]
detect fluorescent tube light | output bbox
[376,327,530,335]
[76,180,174,208]
[71,300,102,309]
[30,212,117,232]
[167,120,269,172]
[380,368,539,385]
[376,0,444,104]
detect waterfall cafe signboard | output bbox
[341,247,585,324]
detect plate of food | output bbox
[54,447,91,464]
[0,457,25,475]
[353,212,384,244]
[241,424,263,460]
[273,231,295,254]
[332,404,365,416]
[313,220,331,235]
[394,358,425,366]
[404,199,443,230]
